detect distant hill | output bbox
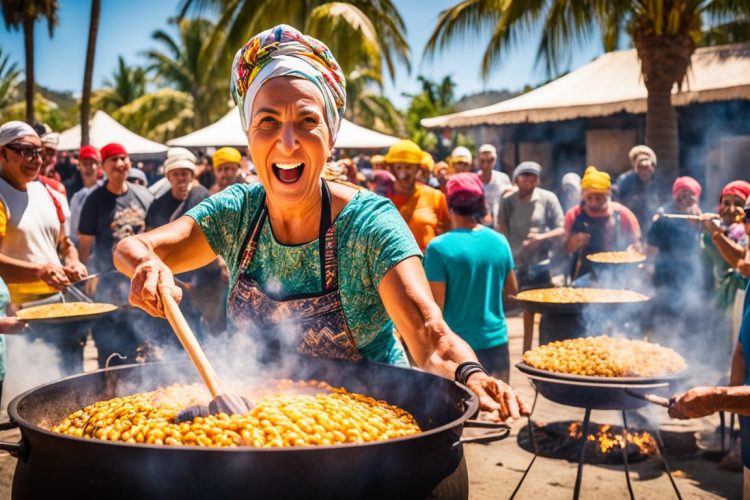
[16,82,77,111]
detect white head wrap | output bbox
[0,121,38,147]
[164,147,197,175]
[41,132,60,148]
[562,172,582,189]
[241,55,342,142]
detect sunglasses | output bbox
[5,144,42,160]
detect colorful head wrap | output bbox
[672,176,701,200]
[580,166,611,192]
[385,140,424,165]
[447,173,484,207]
[213,147,242,168]
[721,180,750,202]
[231,24,346,141]
[0,121,38,146]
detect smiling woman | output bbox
[113,24,528,427]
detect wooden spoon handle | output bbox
[160,287,223,398]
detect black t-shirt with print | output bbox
[79,182,154,273]
[145,184,209,229]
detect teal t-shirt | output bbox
[424,227,514,351]
[186,183,422,366]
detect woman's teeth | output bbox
[272,163,305,184]
[274,163,302,170]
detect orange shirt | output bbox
[390,183,450,251]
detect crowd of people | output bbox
[3,86,750,480]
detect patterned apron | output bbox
[227,181,362,363]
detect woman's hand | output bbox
[36,263,71,290]
[128,258,182,318]
[668,387,722,419]
[63,260,88,283]
[466,372,530,421]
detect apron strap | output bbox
[236,191,268,272]
[319,180,336,292]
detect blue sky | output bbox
[0,0,608,109]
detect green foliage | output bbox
[143,17,228,130]
[112,87,193,142]
[0,47,20,111]
[178,0,410,85]
[424,0,750,79]
[1,0,58,36]
[403,75,457,149]
[345,67,404,135]
[93,56,147,113]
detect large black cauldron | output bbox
[1,357,496,500]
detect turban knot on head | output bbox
[231,24,346,142]
[581,166,611,192]
[385,140,424,165]
[721,180,750,202]
[672,176,701,200]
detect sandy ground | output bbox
[0,317,741,499]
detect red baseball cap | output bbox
[100,143,128,162]
[79,145,100,161]
[446,172,484,206]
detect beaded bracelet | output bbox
[454,361,489,385]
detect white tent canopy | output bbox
[168,109,400,149]
[58,110,168,154]
[421,43,750,129]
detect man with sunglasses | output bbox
[0,121,88,374]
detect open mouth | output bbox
[272,163,305,184]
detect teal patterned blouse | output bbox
[186,183,422,366]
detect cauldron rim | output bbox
[7,360,480,453]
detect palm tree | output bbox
[178,0,410,83]
[80,0,100,146]
[0,48,21,113]
[143,17,227,130]
[112,88,194,142]
[424,0,750,180]
[1,0,59,125]
[93,56,147,113]
[345,67,403,135]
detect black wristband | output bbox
[455,361,489,385]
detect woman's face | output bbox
[248,77,332,206]
[720,194,745,225]
[674,189,698,211]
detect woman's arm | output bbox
[428,281,446,311]
[703,219,746,268]
[379,256,529,420]
[114,216,217,317]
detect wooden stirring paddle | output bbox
[159,286,251,421]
